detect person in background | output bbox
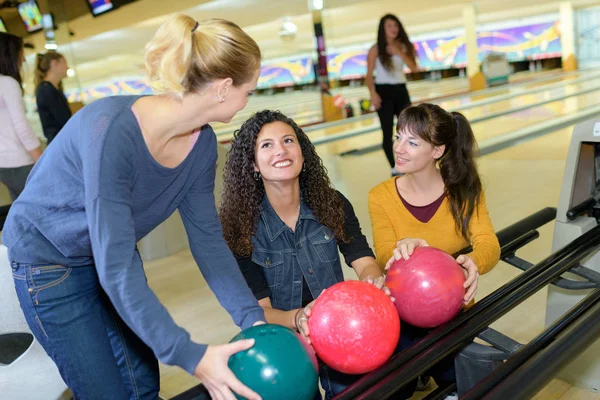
[365,14,419,176]
[35,51,72,144]
[0,32,42,201]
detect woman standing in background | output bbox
[35,51,72,144]
[0,32,42,201]
[365,14,418,176]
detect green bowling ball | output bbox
[228,324,319,400]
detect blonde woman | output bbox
[35,51,71,144]
[4,15,264,400]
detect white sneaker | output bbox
[443,393,458,400]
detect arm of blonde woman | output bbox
[194,342,262,400]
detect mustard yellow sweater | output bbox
[368,178,500,275]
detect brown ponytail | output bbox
[440,111,482,239]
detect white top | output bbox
[374,54,407,85]
[0,75,40,168]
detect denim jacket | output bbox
[250,196,345,311]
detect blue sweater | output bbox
[3,95,265,374]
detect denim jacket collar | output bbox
[258,194,318,242]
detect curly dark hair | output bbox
[220,110,348,257]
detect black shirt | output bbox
[237,191,375,307]
[36,81,72,144]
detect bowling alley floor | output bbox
[2,69,600,399]
[147,92,600,397]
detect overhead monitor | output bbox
[87,0,116,17]
[17,0,44,33]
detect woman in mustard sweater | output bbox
[368,103,500,398]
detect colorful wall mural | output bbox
[64,17,562,101]
[256,57,315,89]
[415,20,561,70]
[66,79,153,103]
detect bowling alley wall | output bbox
[56,12,560,104]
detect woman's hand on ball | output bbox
[194,341,262,400]
[456,254,479,304]
[385,238,429,270]
[295,290,325,344]
[361,275,394,302]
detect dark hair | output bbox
[377,14,417,72]
[35,51,65,90]
[0,32,24,91]
[397,103,482,240]
[220,110,348,256]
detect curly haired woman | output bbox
[219,110,389,399]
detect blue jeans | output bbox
[11,262,159,400]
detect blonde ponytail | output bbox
[145,14,261,97]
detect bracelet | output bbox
[294,308,303,330]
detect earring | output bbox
[219,98,225,103]
[253,171,260,181]
[302,163,306,172]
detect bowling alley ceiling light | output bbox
[308,0,324,10]
[278,18,297,41]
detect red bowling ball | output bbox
[386,246,466,328]
[308,280,400,374]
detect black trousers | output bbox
[375,83,412,168]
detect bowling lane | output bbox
[435,69,600,110]
[211,69,599,140]
[148,69,600,399]
[307,85,600,160]
[210,69,585,136]
[149,121,598,399]
[459,75,600,120]
[211,76,470,135]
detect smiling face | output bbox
[254,121,304,184]
[393,128,445,174]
